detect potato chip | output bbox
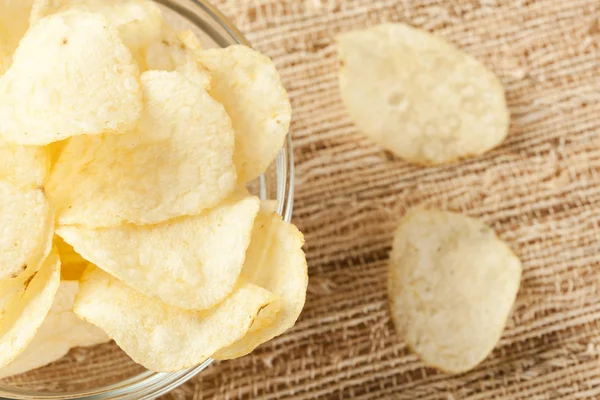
[0,11,142,145]
[30,0,164,70]
[0,280,109,378]
[178,29,202,51]
[337,23,509,165]
[0,0,33,75]
[215,207,308,359]
[46,140,67,167]
[198,45,292,183]
[74,267,277,372]
[0,183,53,281]
[47,70,236,227]
[0,144,50,188]
[0,246,61,369]
[143,27,211,89]
[57,196,260,311]
[144,27,189,71]
[388,209,522,373]
[55,236,87,281]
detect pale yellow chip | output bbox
[57,196,260,311]
[0,11,142,145]
[47,70,236,227]
[198,45,292,183]
[30,0,164,70]
[0,144,50,188]
[0,246,61,369]
[0,280,109,378]
[55,236,88,281]
[215,206,308,359]
[33,1,210,87]
[337,23,509,165]
[0,183,53,281]
[143,26,190,71]
[74,267,277,372]
[389,209,522,373]
[143,27,211,89]
[0,0,33,75]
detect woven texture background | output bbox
[163,0,600,398]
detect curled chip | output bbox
[337,23,509,165]
[0,0,33,75]
[30,0,164,70]
[47,70,236,227]
[74,267,278,372]
[0,182,53,281]
[0,246,61,369]
[388,209,522,373]
[0,11,142,145]
[198,45,292,183]
[215,204,307,359]
[55,236,88,281]
[0,144,50,188]
[58,196,260,311]
[0,281,109,378]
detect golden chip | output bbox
[0,0,33,75]
[55,236,88,281]
[74,267,278,372]
[47,70,236,227]
[0,11,142,145]
[0,246,61,369]
[389,209,522,373]
[0,280,109,378]
[337,23,509,165]
[215,206,308,359]
[198,45,292,183]
[0,183,53,281]
[30,0,164,70]
[58,196,260,311]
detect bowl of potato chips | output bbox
[0,0,305,399]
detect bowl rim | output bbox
[0,0,295,398]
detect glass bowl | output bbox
[0,1,294,399]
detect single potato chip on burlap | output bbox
[47,70,236,227]
[55,236,88,281]
[0,182,53,281]
[0,280,109,378]
[0,144,50,188]
[57,196,260,311]
[337,23,509,165]
[388,209,522,373]
[30,0,164,70]
[198,45,292,183]
[0,246,61,369]
[74,267,278,372]
[0,11,142,145]
[0,0,33,75]
[215,205,308,359]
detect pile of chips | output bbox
[0,0,307,375]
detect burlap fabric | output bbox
[4,0,599,398]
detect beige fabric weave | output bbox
[4,0,600,398]
[163,0,600,398]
